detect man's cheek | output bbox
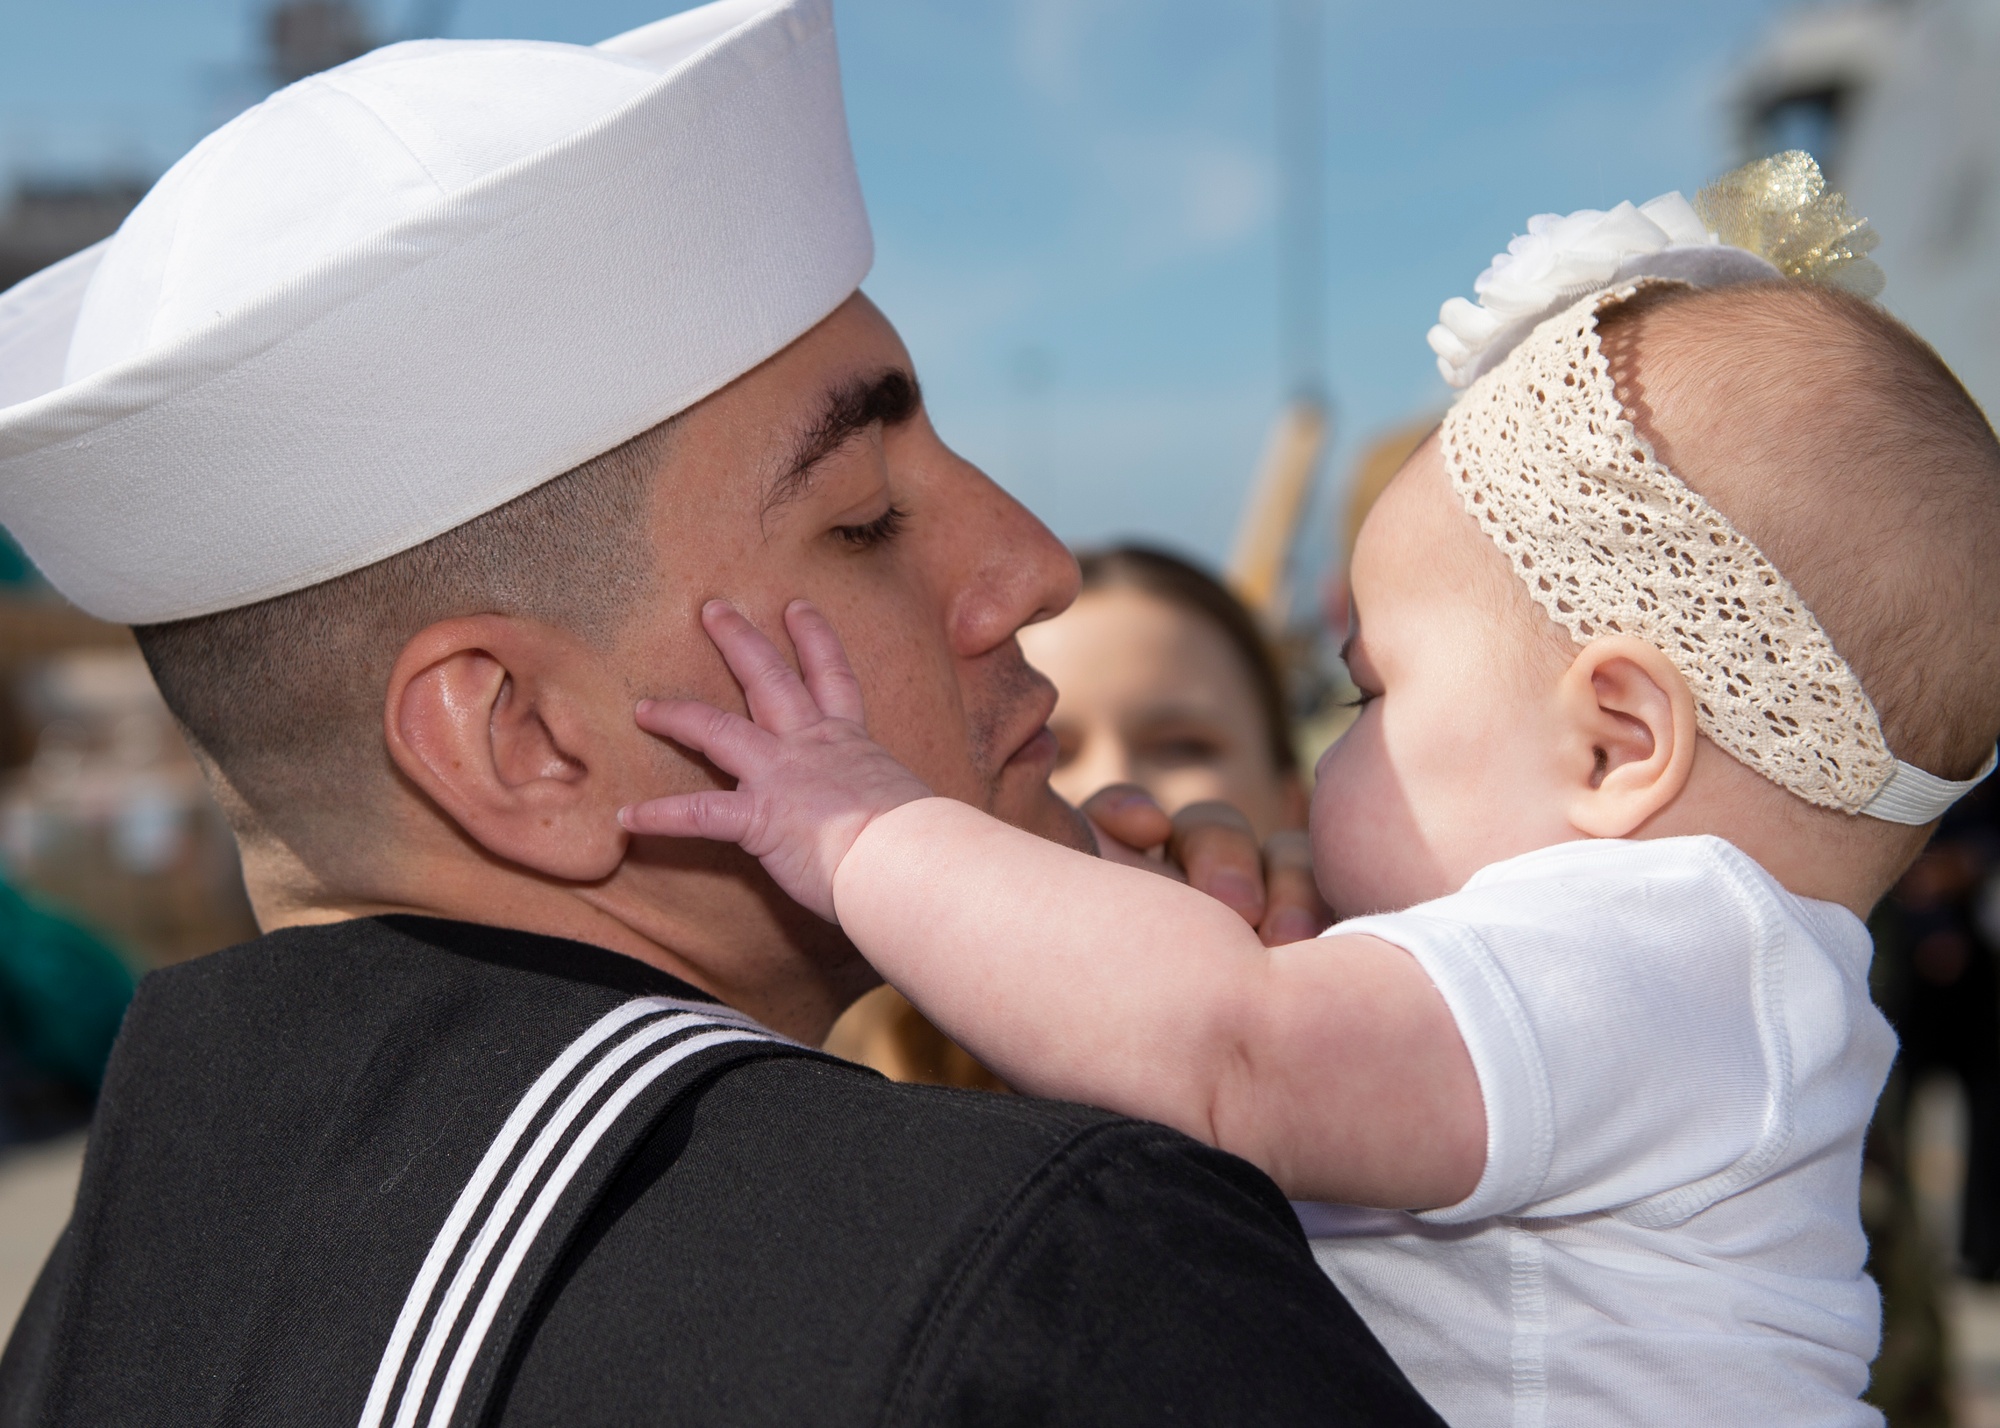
[898,729,980,800]
[837,615,958,757]
[861,679,979,800]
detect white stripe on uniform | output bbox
[359,997,772,1428]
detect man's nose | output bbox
[944,467,1081,659]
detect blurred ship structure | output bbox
[1732,0,2000,416]
[265,1,378,84]
[263,0,460,85]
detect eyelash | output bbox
[833,504,909,550]
[1336,689,1378,711]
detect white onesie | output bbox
[1296,835,1896,1428]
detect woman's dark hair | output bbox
[1074,544,1296,773]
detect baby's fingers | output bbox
[700,600,822,732]
[634,697,774,775]
[619,789,755,844]
[785,600,866,726]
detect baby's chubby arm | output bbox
[623,600,1485,1209]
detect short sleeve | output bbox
[1334,838,1791,1224]
[887,1127,1446,1428]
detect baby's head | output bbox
[1313,279,2000,918]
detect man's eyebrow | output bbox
[764,367,922,514]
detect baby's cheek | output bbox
[1307,727,1412,916]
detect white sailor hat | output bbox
[0,0,872,623]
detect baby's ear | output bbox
[1555,635,1698,838]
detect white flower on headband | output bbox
[1428,193,1743,388]
[1474,196,1712,319]
[1429,151,1885,389]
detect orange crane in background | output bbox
[1227,397,1328,626]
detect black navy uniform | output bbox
[0,916,1441,1426]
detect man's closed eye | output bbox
[833,503,909,550]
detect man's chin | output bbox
[995,778,1096,853]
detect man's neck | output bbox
[241,834,872,1044]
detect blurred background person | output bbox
[826,543,1306,1087]
[1028,545,1304,838]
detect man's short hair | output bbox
[135,420,673,843]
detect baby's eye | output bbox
[1337,688,1379,711]
[833,504,908,550]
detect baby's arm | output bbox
[835,798,1484,1206]
[624,600,1484,1208]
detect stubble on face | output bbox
[964,646,1049,779]
[965,642,1092,850]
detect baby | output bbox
[621,180,2000,1424]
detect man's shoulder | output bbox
[496,1054,1439,1428]
[575,1048,1232,1277]
[652,1050,1306,1274]
[658,1051,1275,1274]
[692,1049,1131,1165]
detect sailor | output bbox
[0,3,1441,1423]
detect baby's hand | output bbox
[620,599,933,921]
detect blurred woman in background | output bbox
[1025,545,1305,838]
[825,544,1304,1086]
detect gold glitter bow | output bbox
[1693,150,1885,298]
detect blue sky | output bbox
[0,0,1805,591]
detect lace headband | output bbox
[1440,282,1995,824]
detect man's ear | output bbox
[1553,634,1697,838]
[384,615,628,881]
